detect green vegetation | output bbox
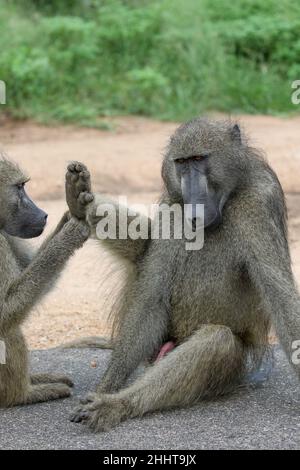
[1,0,300,125]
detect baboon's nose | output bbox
[41,212,48,226]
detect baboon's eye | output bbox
[16,182,25,190]
[192,155,207,161]
[175,158,185,164]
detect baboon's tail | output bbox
[61,336,114,349]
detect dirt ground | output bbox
[0,114,299,349]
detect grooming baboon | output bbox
[69,118,300,432]
[0,158,92,407]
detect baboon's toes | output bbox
[72,396,131,432]
[70,405,90,423]
[79,393,97,405]
[58,375,74,387]
[86,401,127,433]
[52,383,72,399]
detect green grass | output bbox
[1,0,300,125]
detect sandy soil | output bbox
[0,115,299,349]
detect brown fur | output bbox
[0,159,91,407]
[70,119,300,432]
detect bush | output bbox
[0,0,299,124]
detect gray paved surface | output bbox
[0,347,299,450]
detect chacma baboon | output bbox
[0,157,92,407]
[69,118,300,432]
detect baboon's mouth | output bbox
[21,224,46,239]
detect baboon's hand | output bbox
[70,393,131,432]
[86,198,101,229]
[60,217,91,248]
[66,161,94,220]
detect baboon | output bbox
[0,157,92,407]
[69,118,300,432]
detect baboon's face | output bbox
[174,155,226,229]
[0,162,48,239]
[163,119,243,229]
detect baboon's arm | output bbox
[87,195,151,264]
[248,254,300,380]
[35,211,71,255]
[238,203,300,380]
[7,212,71,270]
[235,191,300,379]
[0,218,89,333]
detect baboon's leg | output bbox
[61,336,113,350]
[71,325,246,431]
[30,373,73,387]
[95,299,168,394]
[0,218,89,333]
[18,383,71,405]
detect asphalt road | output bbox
[0,347,299,450]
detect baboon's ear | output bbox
[230,124,242,143]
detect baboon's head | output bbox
[0,159,48,238]
[162,118,248,229]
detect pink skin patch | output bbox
[154,341,176,363]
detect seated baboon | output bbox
[68,119,300,432]
[0,157,92,407]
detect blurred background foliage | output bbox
[1,0,300,125]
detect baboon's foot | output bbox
[30,373,74,387]
[66,161,94,219]
[21,383,72,405]
[70,394,132,432]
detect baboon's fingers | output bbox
[66,218,91,240]
[76,181,90,195]
[75,162,87,173]
[67,162,77,172]
[79,169,90,180]
[76,170,91,190]
[78,191,94,205]
[67,161,87,174]
[65,171,73,183]
[71,173,79,184]
[85,193,94,203]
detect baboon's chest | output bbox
[0,242,22,316]
[3,247,22,281]
[166,238,253,340]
